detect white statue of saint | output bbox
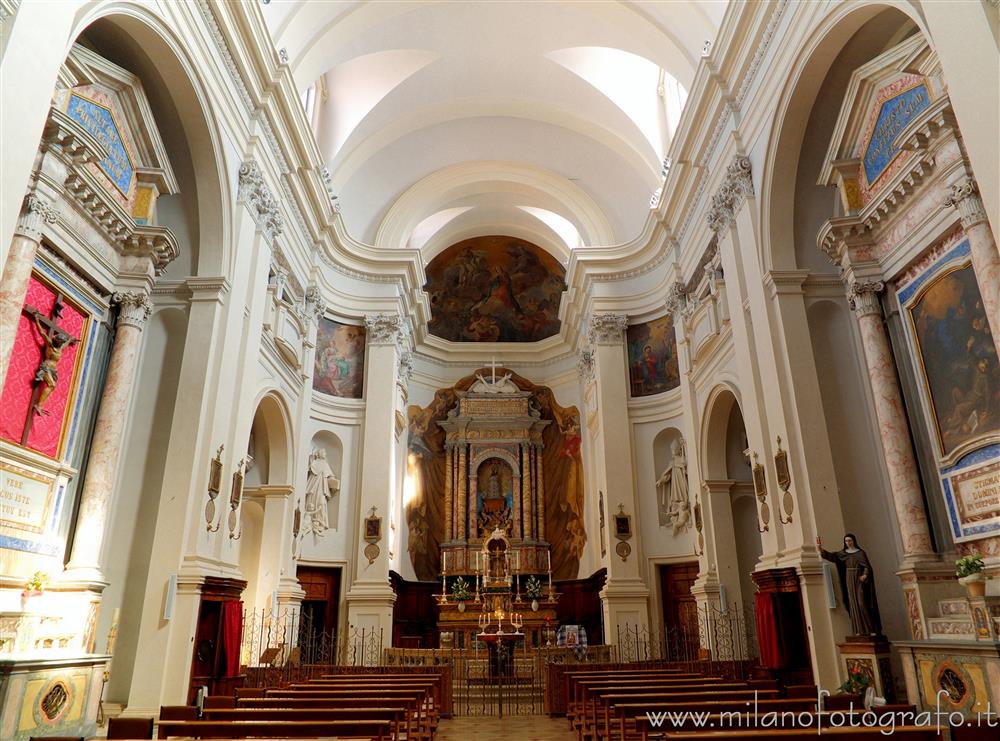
[304,448,340,534]
[656,439,690,534]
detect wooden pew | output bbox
[238,694,430,740]
[660,728,937,741]
[155,718,391,740]
[565,672,705,729]
[202,707,407,741]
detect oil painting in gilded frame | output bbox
[900,249,1000,459]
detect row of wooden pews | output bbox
[156,670,447,741]
[562,667,941,741]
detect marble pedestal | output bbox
[837,635,896,704]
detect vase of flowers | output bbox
[21,571,48,610]
[451,576,471,610]
[837,665,871,696]
[525,575,544,610]
[956,554,987,598]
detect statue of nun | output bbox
[820,533,883,637]
[656,439,691,533]
[304,449,340,534]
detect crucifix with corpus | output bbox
[20,295,79,446]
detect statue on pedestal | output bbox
[304,448,340,534]
[656,439,690,534]
[820,533,883,637]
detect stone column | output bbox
[457,444,467,540]
[346,313,404,649]
[589,313,650,638]
[521,443,533,539]
[0,194,58,383]
[535,443,546,541]
[64,291,152,584]
[945,176,1000,354]
[512,457,522,540]
[848,281,934,561]
[444,444,454,541]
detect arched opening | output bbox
[652,426,686,529]
[306,430,345,534]
[701,387,761,610]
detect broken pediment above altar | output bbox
[818,35,947,216]
[40,43,180,274]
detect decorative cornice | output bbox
[124,225,179,275]
[238,160,284,240]
[848,280,885,318]
[576,346,596,383]
[707,156,753,234]
[113,290,153,329]
[365,313,404,346]
[194,0,253,112]
[943,176,988,230]
[588,313,628,345]
[15,193,59,241]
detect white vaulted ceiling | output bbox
[262,0,727,256]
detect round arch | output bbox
[247,390,295,487]
[759,0,928,272]
[700,383,744,481]
[68,4,231,277]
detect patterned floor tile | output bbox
[436,714,575,740]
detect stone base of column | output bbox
[276,576,306,610]
[345,582,395,664]
[837,636,897,704]
[600,578,650,658]
[794,554,848,691]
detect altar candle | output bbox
[546,550,551,573]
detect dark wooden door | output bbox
[659,562,698,657]
[295,566,341,662]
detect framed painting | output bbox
[626,315,680,397]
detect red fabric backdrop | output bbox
[0,276,86,458]
[754,591,786,669]
[221,600,244,677]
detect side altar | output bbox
[434,369,558,647]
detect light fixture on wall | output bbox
[774,436,794,525]
[206,445,224,532]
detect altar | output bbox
[432,368,560,643]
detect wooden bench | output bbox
[565,673,706,729]
[238,694,432,740]
[660,727,937,740]
[155,718,391,740]
[202,707,407,741]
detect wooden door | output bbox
[659,562,698,658]
[295,566,341,662]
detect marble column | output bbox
[457,444,467,540]
[65,291,152,583]
[512,460,522,540]
[849,281,934,561]
[0,194,58,384]
[535,443,546,542]
[444,444,454,541]
[945,176,1000,354]
[521,443,533,539]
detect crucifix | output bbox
[20,294,79,446]
[490,355,497,383]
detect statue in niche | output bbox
[656,439,691,534]
[820,533,883,637]
[304,448,340,534]
[477,462,512,536]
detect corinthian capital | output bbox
[365,312,404,346]
[577,346,596,383]
[15,193,59,241]
[707,156,753,234]
[943,176,988,229]
[113,291,153,329]
[848,280,885,318]
[238,160,284,241]
[588,313,628,345]
[665,282,688,315]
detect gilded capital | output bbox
[112,291,153,329]
[848,280,885,318]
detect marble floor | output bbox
[436,714,575,740]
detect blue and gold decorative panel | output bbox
[862,82,930,186]
[65,94,135,196]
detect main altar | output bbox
[434,369,558,647]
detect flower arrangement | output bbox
[450,576,472,601]
[524,575,544,599]
[837,666,871,695]
[22,571,48,596]
[955,554,985,579]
